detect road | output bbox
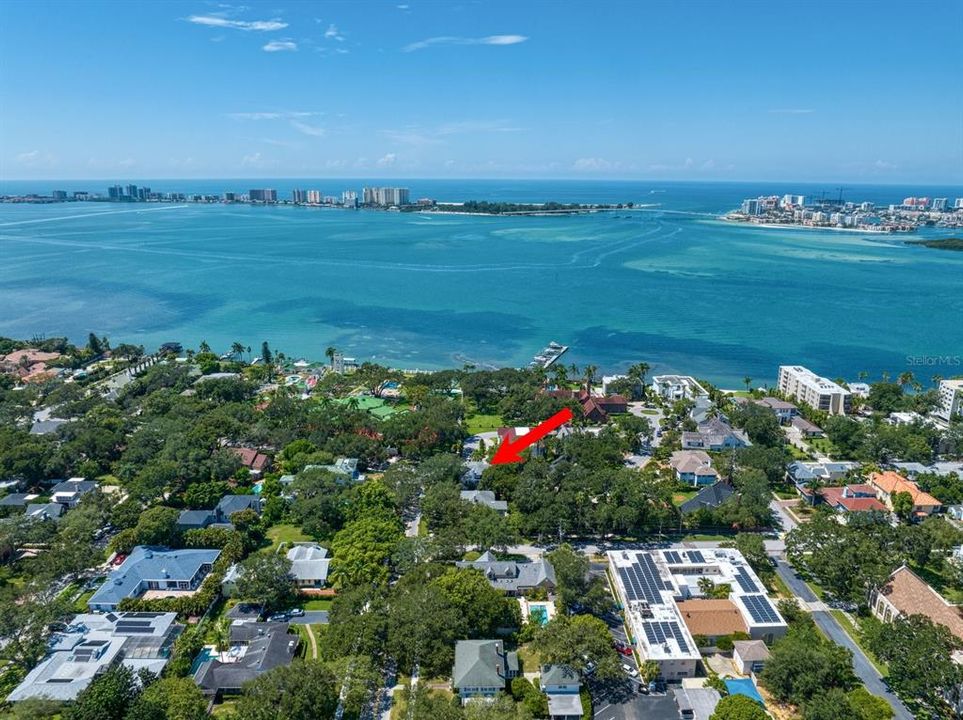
[772,559,914,720]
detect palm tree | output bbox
[584,364,598,392]
[932,373,944,388]
[697,577,715,596]
[199,340,211,354]
[897,371,915,389]
[858,370,869,382]
[552,363,569,387]
[629,362,651,399]
[231,341,245,360]
[325,346,337,368]
[743,376,752,393]
[246,345,252,361]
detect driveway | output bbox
[590,679,677,720]
[772,559,913,720]
[289,611,329,625]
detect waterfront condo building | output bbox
[935,379,963,423]
[777,365,851,415]
[249,188,277,203]
[362,186,410,206]
[307,190,321,204]
[292,189,306,203]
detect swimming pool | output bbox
[190,647,216,676]
[529,605,549,625]
[725,678,765,705]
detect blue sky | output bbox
[1,0,960,182]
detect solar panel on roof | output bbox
[734,567,759,593]
[687,550,705,563]
[743,594,780,624]
[664,550,683,564]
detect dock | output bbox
[529,341,568,369]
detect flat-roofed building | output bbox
[652,375,709,401]
[7,612,180,703]
[607,548,786,680]
[777,365,851,415]
[935,379,963,423]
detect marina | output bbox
[529,341,568,369]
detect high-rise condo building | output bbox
[343,191,358,208]
[362,187,410,206]
[935,379,963,423]
[249,189,277,203]
[307,190,321,204]
[292,189,306,204]
[931,198,948,211]
[777,365,851,415]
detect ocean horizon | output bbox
[1,179,961,388]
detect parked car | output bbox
[268,613,290,622]
[622,664,639,678]
[289,608,304,617]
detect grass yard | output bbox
[516,643,542,672]
[808,437,839,457]
[303,598,333,611]
[787,444,811,460]
[465,413,504,435]
[211,700,238,717]
[262,524,311,553]
[672,491,698,505]
[73,589,95,613]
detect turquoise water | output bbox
[1,180,961,387]
[529,605,549,625]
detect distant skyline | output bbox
[1,0,961,183]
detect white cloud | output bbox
[700,159,716,170]
[376,153,397,167]
[768,108,815,114]
[263,40,297,52]
[572,157,619,172]
[381,120,522,146]
[227,111,319,120]
[326,159,346,169]
[290,120,325,137]
[874,159,898,170]
[403,34,528,52]
[397,4,410,8]
[324,23,344,41]
[16,150,40,163]
[241,152,263,166]
[187,15,287,31]
[118,157,136,168]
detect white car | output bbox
[622,664,639,678]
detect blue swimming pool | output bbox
[529,606,549,625]
[725,678,765,705]
[190,647,216,676]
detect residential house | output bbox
[816,485,887,517]
[286,543,330,589]
[88,546,221,611]
[868,471,942,518]
[462,461,489,488]
[871,565,963,639]
[676,599,748,647]
[732,640,771,675]
[679,482,735,515]
[669,451,720,487]
[455,550,556,596]
[194,622,298,696]
[178,494,262,532]
[681,418,749,451]
[230,447,272,477]
[540,665,583,720]
[790,416,824,438]
[787,461,859,493]
[461,490,508,514]
[302,457,362,483]
[452,639,518,702]
[26,503,65,521]
[0,493,38,510]
[6,612,180,703]
[50,478,96,508]
[754,397,798,424]
[176,509,219,531]
[652,375,709,401]
[894,461,963,481]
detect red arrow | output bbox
[491,407,573,465]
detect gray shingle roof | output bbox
[285,543,330,584]
[680,482,735,515]
[455,553,556,593]
[194,622,297,693]
[541,664,580,686]
[88,546,220,610]
[452,640,515,690]
[215,495,261,522]
[460,490,508,512]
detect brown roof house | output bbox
[871,565,963,639]
[677,598,748,646]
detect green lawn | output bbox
[671,491,698,506]
[73,589,95,613]
[303,598,333,611]
[516,643,542,672]
[808,437,840,457]
[639,409,659,415]
[465,413,504,435]
[787,444,811,460]
[262,524,310,553]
